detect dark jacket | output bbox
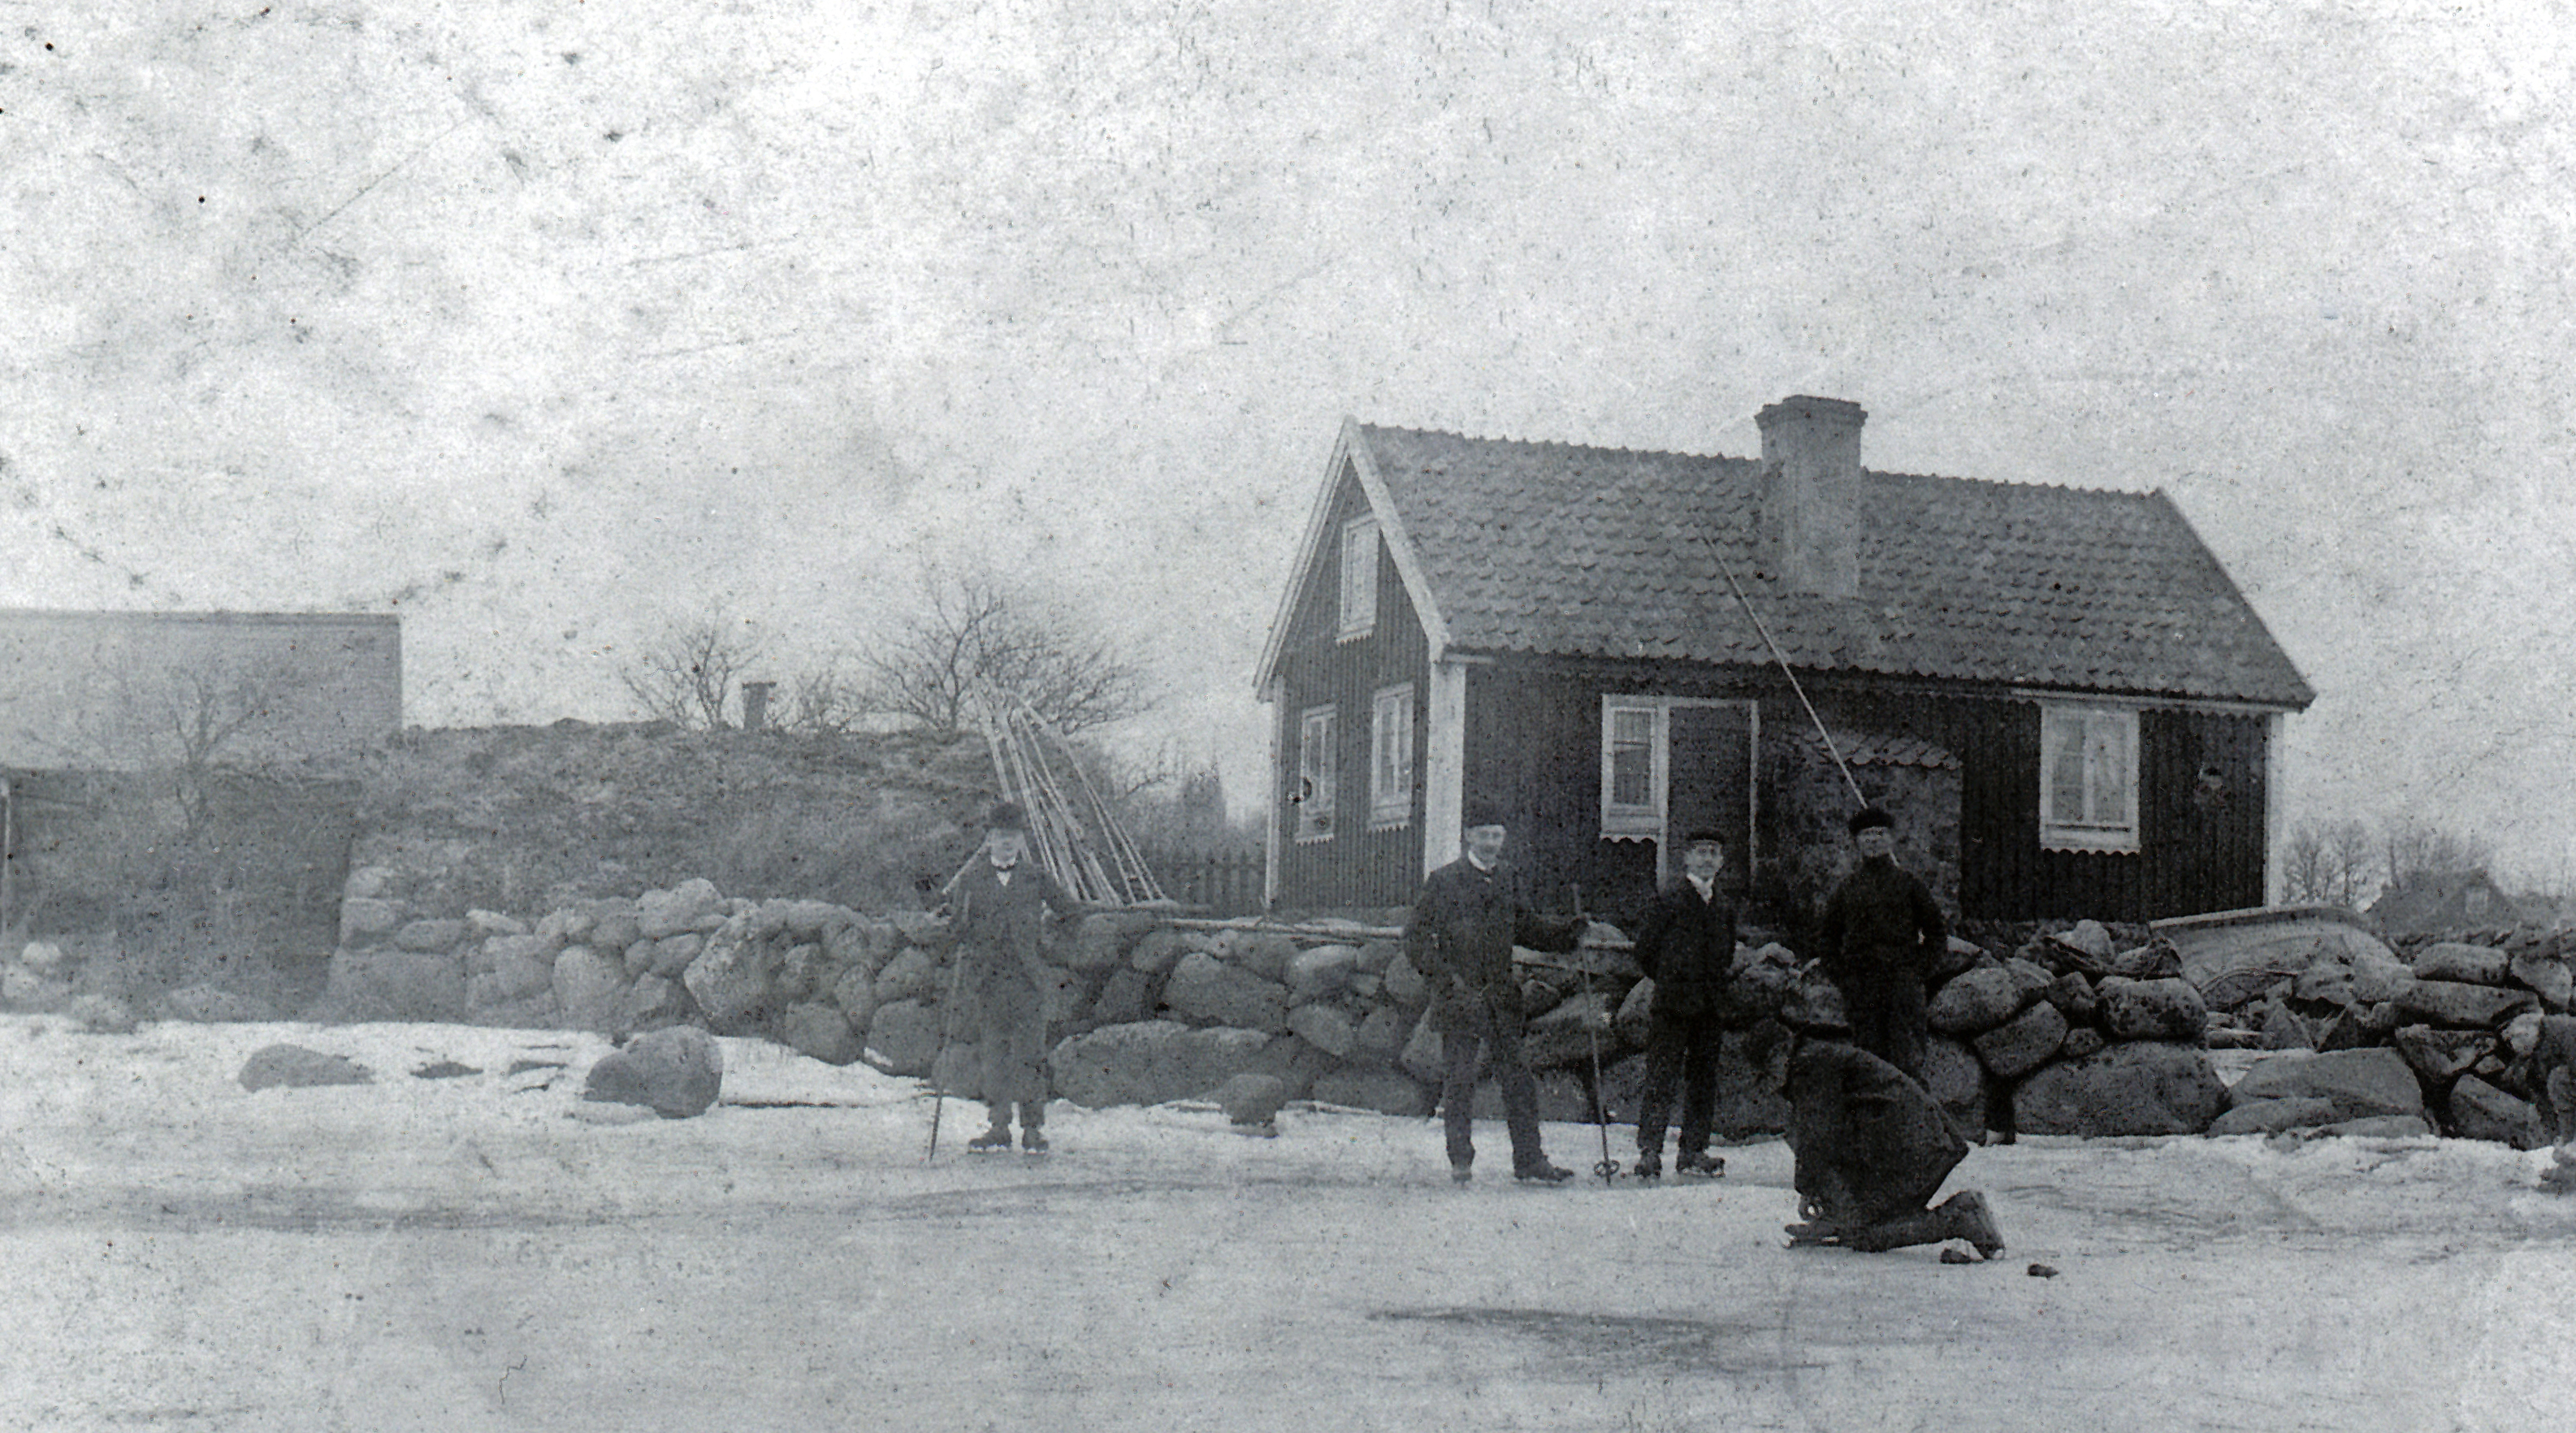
[1630,878,1739,1020]
[1405,857,1584,1028]
[1815,856,1946,986]
[1786,1041,1966,1226]
[950,859,1077,998]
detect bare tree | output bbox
[2382,817,2493,890]
[622,614,766,730]
[861,569,1152,736]
[785,664,865,736]
[2283,817,2384,911]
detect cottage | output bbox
[1253,397,2312,927]
[2368,871,2539,938]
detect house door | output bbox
[1665,701,1756,890]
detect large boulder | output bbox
[588,903,645,956]
[1046,1020,1272,1107]
[2098,977,2209,1044]
[1069,911,1158,972]
[1128,929,1191,976]
[1161,951,1290,1033]
[1927,967,2021,1037]
[1089,967,1154,1027]
[1520,991,1618,1070]
[338,898,402,945]
[872,947,941,1005]
[1399,1011,1450,1084]
[1383,950,1430,1008]
[865,999,944,1076]
[1349,1004,1405,1066]
[1217,929,1302,983]
[1921,1036,1990,1132]
[2057,920,2117,963]
[552,946,630,1034]
[636,879,723,940]
[780,1002,861,1066]
[487,935,559,1000]
[2207,1096,2343,1136]
[683,917,783,1030]
[1286,1002,1358,1059]
[1213,1072,1290,1126]
[2259,1001,2318,1050]
[2349,945,2414,1005]
[2398,980,2535,1029]
[2013,1041,2227,1136]
[1974,1000,2070,1080]
[2413,942,2510,986]
[2448,1075,2547,1148]
[831,966,877,1029]
[1248,1034,1338,1101]
[239,1044,372,1090]
[2510,954,2574,1011]
[2044,972,2099,1025]
[581,1026,723,1118]
[393,918,467,954]
[1708,1024,1796,1138]
[645,933,704,981]
[2228,1048,2426,1122]
[890,909,955,956]
[1287,945,1364,1002]
[1310,1067,1430,1117]
[617,974,691,1034]
[2393,1025,2494,1086]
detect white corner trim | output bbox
[1424,659,1467,875]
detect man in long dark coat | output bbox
[1628,829,1739,1178]
[1405,799,1587,1184]
[1813,806,1947,1082]
[1782,1037,2005,1258]
[949,802,1081,1154]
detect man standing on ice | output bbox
[1813,806,1946,1082]
[1781,1034,2006,1258]
[1627,829,1739,1179]
[950,802,1080,1155]
[1406,799,1589,1184]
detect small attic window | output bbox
[2039,702,2139,853]
[1338,516,1379,640]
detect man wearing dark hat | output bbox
[1405,799,1589,1184]
[1627,829,1740,1178]
[950,802,1081,1154]
[1813,807,1946,1082]
[1780,1036,2005,1259]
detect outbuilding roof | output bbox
[1335,422,2311,708]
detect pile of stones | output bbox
[2197,926,2572,1146]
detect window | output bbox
[1600,699,1664,839]
[1370,685,1414,828]
[1337,517,1379,639]
[1296,705,1336,841]
[2039,703,2139,852]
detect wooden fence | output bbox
[1136,846,1266,916]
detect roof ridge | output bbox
[1356,421,1752,464]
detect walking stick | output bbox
[925,894,974,1162]
[1573,885,1621,1184]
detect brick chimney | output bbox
[739,680,775,732]
[1755,395,1866,599]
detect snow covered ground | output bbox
[3,1013,2574,1432]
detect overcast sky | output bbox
[3,2,2572,885]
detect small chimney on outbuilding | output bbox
[1755,395,1866,599]
[739,680,775,733]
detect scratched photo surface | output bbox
[2,4,2573,1430]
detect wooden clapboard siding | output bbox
[1270,462,1430,909]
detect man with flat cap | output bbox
[1813,807,1946,1083]
[1405,798,1589,1184]
[1628,828,1740,1179]
[949,802,1082,1154]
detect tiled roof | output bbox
[1359,425,2312,708]
[1805,729,1960,769]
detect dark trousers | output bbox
[1637,1011,1723,1156]
[1441,998,1545,1171]
[976,978,1048,1128]
[1837,968,1927,1084]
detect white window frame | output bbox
[1600,699,1666,840]
[1295,705,1336,842]
[1598,696,1759,883]
[1337,516,1379,640]
[2038,701,2141,853]
[1369,683,1414,829]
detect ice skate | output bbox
[967,1126,1014,1154]
[1633,1149,1662,1180]
[1513,1161,1576,1184]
